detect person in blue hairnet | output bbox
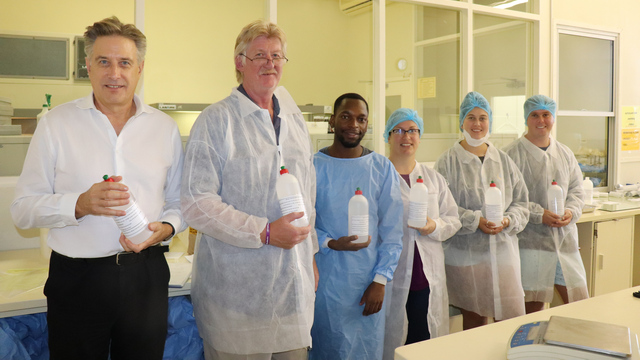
[504,95,588,313]
[382,108,461,359]
[434,91,529,330]
[310,93,403,360]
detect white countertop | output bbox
[395,286,640,360]
[0,231,192,318]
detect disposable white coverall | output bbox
[311,151,403,360]
[435,142,529,320]
[382,162,461,360]
[504,136,588,303]
[181,87,317,354]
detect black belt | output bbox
[54,245,169,266]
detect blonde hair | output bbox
[234,20,287,83]
[84,16,146,63]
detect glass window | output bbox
[557,30,616,188]
[556,116,609,188]
[558,34,613,112]
[474,14,530,138]
[383,0,538,160]
[415,6,461,134]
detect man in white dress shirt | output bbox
[11,16,185,360]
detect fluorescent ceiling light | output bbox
[493,0,528,9]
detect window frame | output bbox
[373,0,542,152]
[553,23,619,191]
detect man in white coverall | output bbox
[504,94,588,313]
[181,20,317,360]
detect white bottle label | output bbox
[113,200,149,238]
[485,204,503,224]
[279,194,306,217]
[409,201,429,222]
[550,198,565,216]
[350,215,369,235]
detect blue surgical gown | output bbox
[311,150,403,360]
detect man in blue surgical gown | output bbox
[310,93,403,360]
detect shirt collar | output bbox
[235,84,280,119]
[520,135,559,160]
[453,140,500,164]
[77,93,151,117]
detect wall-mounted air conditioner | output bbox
[340,0,372,14]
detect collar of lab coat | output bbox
[399,159,439,192]
[76,93,153,118]
[396,160,421,191]
[233,86,299,120]
[520,135,559,161]
[453,140,501,164]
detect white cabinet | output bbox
[578,215,634,297]
[0,136,30,176]
[592,217,634,296]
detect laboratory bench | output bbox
[395,286,640,360]
[0,231,192,319]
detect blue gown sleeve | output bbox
[373,161,404,281]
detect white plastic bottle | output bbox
[583,177,594,205]
[275,166,309,227]
[408,176,429,228]
[547,179,565,216]
[104,175,154,244]
[484,181,503,225]
[348,187,369,244]
[36,104,48,125]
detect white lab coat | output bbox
[181,87,317,354]
[504,136,588,303]
[435,142,529,320]
[383,162,461,360]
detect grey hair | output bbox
[84,16,146,63]
[234,20,287,83]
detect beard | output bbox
[336,131,365,148]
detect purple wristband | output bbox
[265,223,270,245]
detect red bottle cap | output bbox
[355,187,363,195]
[417,176,424,183]
[552,179,558,185]
[280,166,289,175]
[490,181,496,187]
[103,175,114,182]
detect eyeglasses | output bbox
[241,53,289,66]
[390,128,420,136]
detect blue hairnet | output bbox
[524,95,556,125]
[459,91,492,131]
[384,108,424,143]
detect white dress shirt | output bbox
[11,93,185,258]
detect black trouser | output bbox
[405,286,431,344]
[45,246,170,360]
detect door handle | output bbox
[598,254,604,270]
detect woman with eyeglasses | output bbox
[434,92,529,330]
[382,108,461,359]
